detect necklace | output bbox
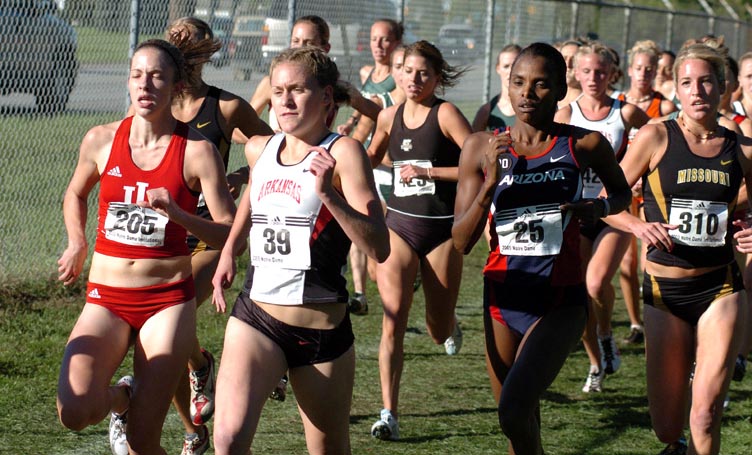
[625,92,652,104]
[678,113,719,141]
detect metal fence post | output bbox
[126,0,141,114]
[482,0,495,103]
[570,1,579,38]
[696,0,715,35]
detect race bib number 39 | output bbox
[668,198,728,247]
[104,202,168,247]
[495,203,564,256]
[393,160,436,197]
[250,213,312,270]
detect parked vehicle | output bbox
[0,0,78,114]
[231,14,267,80]
[436,23,480,64]
[209,16,235,68]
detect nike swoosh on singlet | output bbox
[550,155,566,163]
[196,121,211,129]
[721,159,734,165]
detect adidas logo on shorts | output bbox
[107,166,122,177]
[88,288,101,299]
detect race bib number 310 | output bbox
[495,203,564,256]
[250,213,312,270]
[668,198,728,247]
[104,202,168,247]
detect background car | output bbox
[436,23,480,64]
[208,16,235,68]
[0,0,78,114]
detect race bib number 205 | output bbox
[104,202,169,247]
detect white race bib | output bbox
[668,198,728,247]
[495,203,564,256]
[250,213,312,270]
[393,160,436,197]
[581,168,603,199]
[104,202,169,247]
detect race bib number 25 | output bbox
[495,203,563,256]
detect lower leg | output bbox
[619,239,642,329]
[349,244,368,296]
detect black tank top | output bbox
[643,119,742,268]
[186,86,231,168]
[386,99,460,219]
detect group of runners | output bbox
[53,12,752,455]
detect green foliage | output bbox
[2,244,751,454]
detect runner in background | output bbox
[471,44,521,132]
[366,40,472,441]
[555,42,650,393]
[160,18,272,455]
[338,18,404,316]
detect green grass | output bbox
[2,245,751,454]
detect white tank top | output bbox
[248,132,341,305]
[569,98,628,198]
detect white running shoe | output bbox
[181,425,210,455]
[582,365,604,393]
[109,375,133,455]
[270,375,289,402]
[599,335,622,374]
[189,349,216,425]
[444,321,463,356]
[370,408,400,441]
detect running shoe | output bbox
[270,375,289,402]
[582,365,604,393]
[109,375,133,455]
[599,335,622,374]
[189,349,216,426]
[348,292,368,316]
[181,425,210,455]
[371,408,400,441]
[733,354,746,382]
[444,321,463,355]
[623,325,644,345]
[658,437,687,455]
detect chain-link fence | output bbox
[1,0,750,283]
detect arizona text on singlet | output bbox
[95,116,199,258]
[642,119,743,268]
[486,94,516,131]
[245,132,351,305]
[569,98,628,199]
[386,99,460,219]
[483,125,585,287]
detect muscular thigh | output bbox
[587,227,632,281]
[59,304,132,398]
